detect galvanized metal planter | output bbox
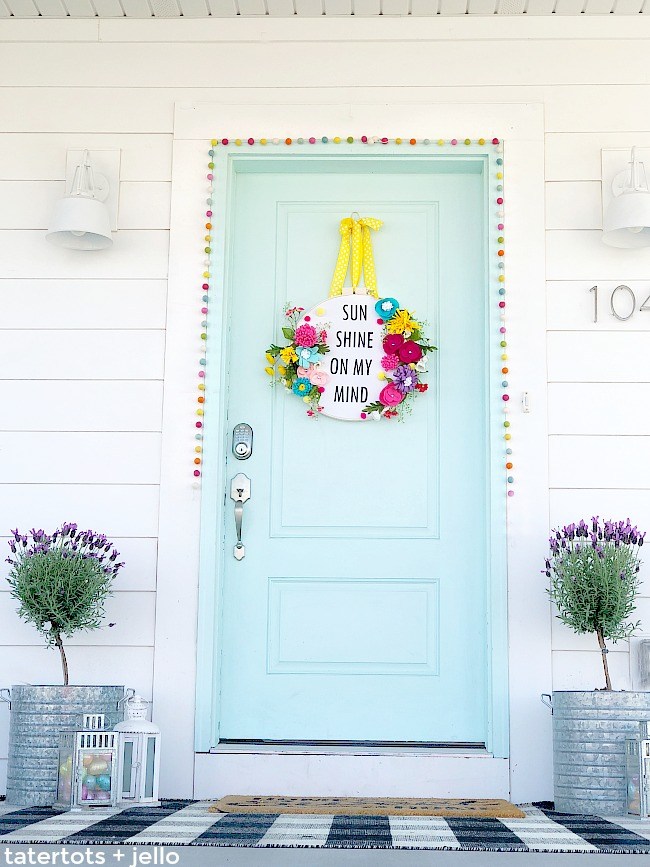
[4,685,124,807]
[549,690,650,815]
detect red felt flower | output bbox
[383,334,404,355]
[379,384,404,407]
[397,341,423,363]
[415,383,429,393]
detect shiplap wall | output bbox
[1,15,650,796]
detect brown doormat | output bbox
[210,796,525,818]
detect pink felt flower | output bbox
[295,324,318,347]
[379,383,404,407]
[309,369,330,387]
[397,341,423,363]
[381,354,399,371]
[297,366,311,378]
[319,330,328,343]
[383,334,404,355]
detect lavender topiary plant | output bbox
[545,517,645,691]
[6,523,124,685]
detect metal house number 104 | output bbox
[589,284,650,323]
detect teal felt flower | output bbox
[292,377,312,397]
[296,345,321,368]
[375,297,399,320]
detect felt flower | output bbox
[319,330,328,343]
[415,356,428,372]
[386,309,418,335]
[297,345,321,367]
[294,324,318,347]
[383,334,405,355]
[264,366,274,376]
[375,297,399,320]
[280,346,298,364]
[265,353,276,365]
[379,383,404,407]
[383,409,399,419]
[309,369,330,387]
[416,383,428,393]
[381,354,399,371]
[292,378,312,397]
[297,366,311,378]
[398,341,423,363]
[392,364,419,393]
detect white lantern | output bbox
[55,714,119,811]
[114,694,161,807]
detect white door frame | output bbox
[155,101,549,803]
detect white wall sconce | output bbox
[602,147,650,248]
[46,149,118,251]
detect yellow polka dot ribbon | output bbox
[329,216,383,299]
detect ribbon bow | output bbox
[329,216,383,299]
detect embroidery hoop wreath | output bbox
[264,297,436,421]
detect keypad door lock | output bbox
[232,423,253,460]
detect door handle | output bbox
[230,473,251,560]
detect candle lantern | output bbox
[626,720,650,816]
[115,694,161,807]
[55,714,119,810]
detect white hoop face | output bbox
[299,295,385,421]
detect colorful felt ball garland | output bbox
[192,141,217,484]
[195,137,510,500]
[493,151,513,499]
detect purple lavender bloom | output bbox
[392,364,419,394]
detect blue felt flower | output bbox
[296,345,321,367]
[375,297,399,320]
[292,377,312,397]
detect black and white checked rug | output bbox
[2,801,650,852]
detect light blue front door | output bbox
[215,155,490,744]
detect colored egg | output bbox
[94,790,111,801]
[89,760,108,775]
[84,775,97,790]
[83,755,95,767]
[96,774,111,791]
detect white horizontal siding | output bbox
[0,331,165,379]
[0,432,162,484]
[0,381,163,431]
[0,485,160,536]
[548,383,650,435]
[1,16,650,799]
[0,280,167,329]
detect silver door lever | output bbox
[230,473,251,560]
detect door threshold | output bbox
[210,740,489,756]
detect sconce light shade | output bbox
[46,150,113,251]
[603,147,650,248]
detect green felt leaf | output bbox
[363,401,384,414]
[282,327,295,341]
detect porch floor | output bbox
[1,800,650,857]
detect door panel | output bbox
[217,160,488,744]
